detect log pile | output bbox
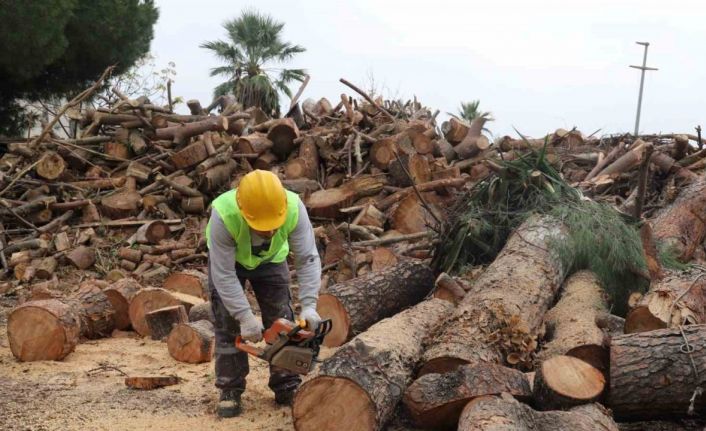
[5,72,706,430]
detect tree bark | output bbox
[443,117,471,144]
[293,298,453,431]
[532,355,606,410]
[167,320,215,364]
[104,278,142,330]
[403,363,531,429]
[154,115,228,145]
[199,159,236,192]
[537,271,609,371]
[170,141,209,169]
[7,299,81,361]
[285,137,319,180]
[188,301,215,324]
[70,289,116,339]
[145,305,187,341]
[317,259,435,347]
[236,133,273,155]
[652,177,706,261]
[135,220,170,244]
[609,325,706,420]
[419,215,567,375]
[625,269,706,334]
[458,394,618,431]
[128,288,181,337]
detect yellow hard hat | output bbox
[236,170,288,231]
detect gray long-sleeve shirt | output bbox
[207,199,321,322]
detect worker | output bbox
[206,169,322,417]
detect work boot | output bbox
[217,390,242,418]
[274,390,296,406]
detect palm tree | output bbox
[201,10,306,117]
[456,100,492,122]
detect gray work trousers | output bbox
[209,260,301,395]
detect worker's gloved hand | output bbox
[300,306,322,331]
[239,312,264,343]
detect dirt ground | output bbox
[0,296,309,431]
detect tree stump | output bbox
[167,320,215,363]
[317,259,434,347]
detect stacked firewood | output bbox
[4,71,706,429]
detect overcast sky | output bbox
[151,0,706,138]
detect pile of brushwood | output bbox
[3,67,706,430]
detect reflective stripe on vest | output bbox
[206,189,300,270]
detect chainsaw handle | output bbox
[235,336,264,357]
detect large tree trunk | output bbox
[104,278,142,330]
[532,355,606,410]
[624,269,706,334]
[285,136,319,180]
[537,271,609,371]
[167,320,215,364]
[419,215,567,375]
[317,259,434,347]
[72,289,116,339]
[293,298,453,431]
[7,299,81,361]
[457,394,618,431]
[403,363,531,429]
[608,325,706,420]
[652,178,706,261]
[128,288,181,337]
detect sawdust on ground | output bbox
[0,297,337,431]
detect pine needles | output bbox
[432,143,650,315]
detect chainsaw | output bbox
[235,318,332,375]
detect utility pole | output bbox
[629,42,658,136]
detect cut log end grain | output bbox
[293,376,376,431]
[167,320,215,364]
[7,299,80,361]
[316,294,351,347]
[533,355,605,411]
[36,152,66,180]
[66,246,96,270]
[128,288,181,337]
[124,375,180,390]
[145,305,187,341]
[163,271,207,299]
[135,220,170,244]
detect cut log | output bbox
[455,135,491,160]
[169,291,205,313]
[199,159,236,192]
[293,298,453,431]
[54,232,70,252]
[609,325,706,420]
[369,137,397,169]
[33,256,57,280]
[443,117,471,144]
[36,151,66,180]
[72,289,116,339]
[317,259,434,347]
[537,271,609,371]
[419,215,567,375]
[532,355,606,410]
[458,394,618,431]
[128,130,147,155]
[188,301,215,324]
[125,375,179,390]
[118,247,143,263]
[253,151,277,170]
[155,115,228,145]
[652,178,706,261]
[145,305,188,341]
[624,269,706,334]
[126,161,150,182]
[100,186,141,219]
[389,192,440,234]
[596,141,646,178]
[403,363,531,429]
[128,288,181,337]
[236,133,273,155]
[135,220,170,244]
[167,320,215,363]
[66,246,95,270]
[370,247,397,272]
[7,299,81,361]
[104,142,130,159]
[435,138,458,163]
[163,271,207,299]
[388,153,432,187]
[181,196,205,214]
[352,204,386,229]
[285,137,319,180]
[306,175,386,219]
[170,141,209,169]
[267,117,300,160]
[104,278,142,330]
